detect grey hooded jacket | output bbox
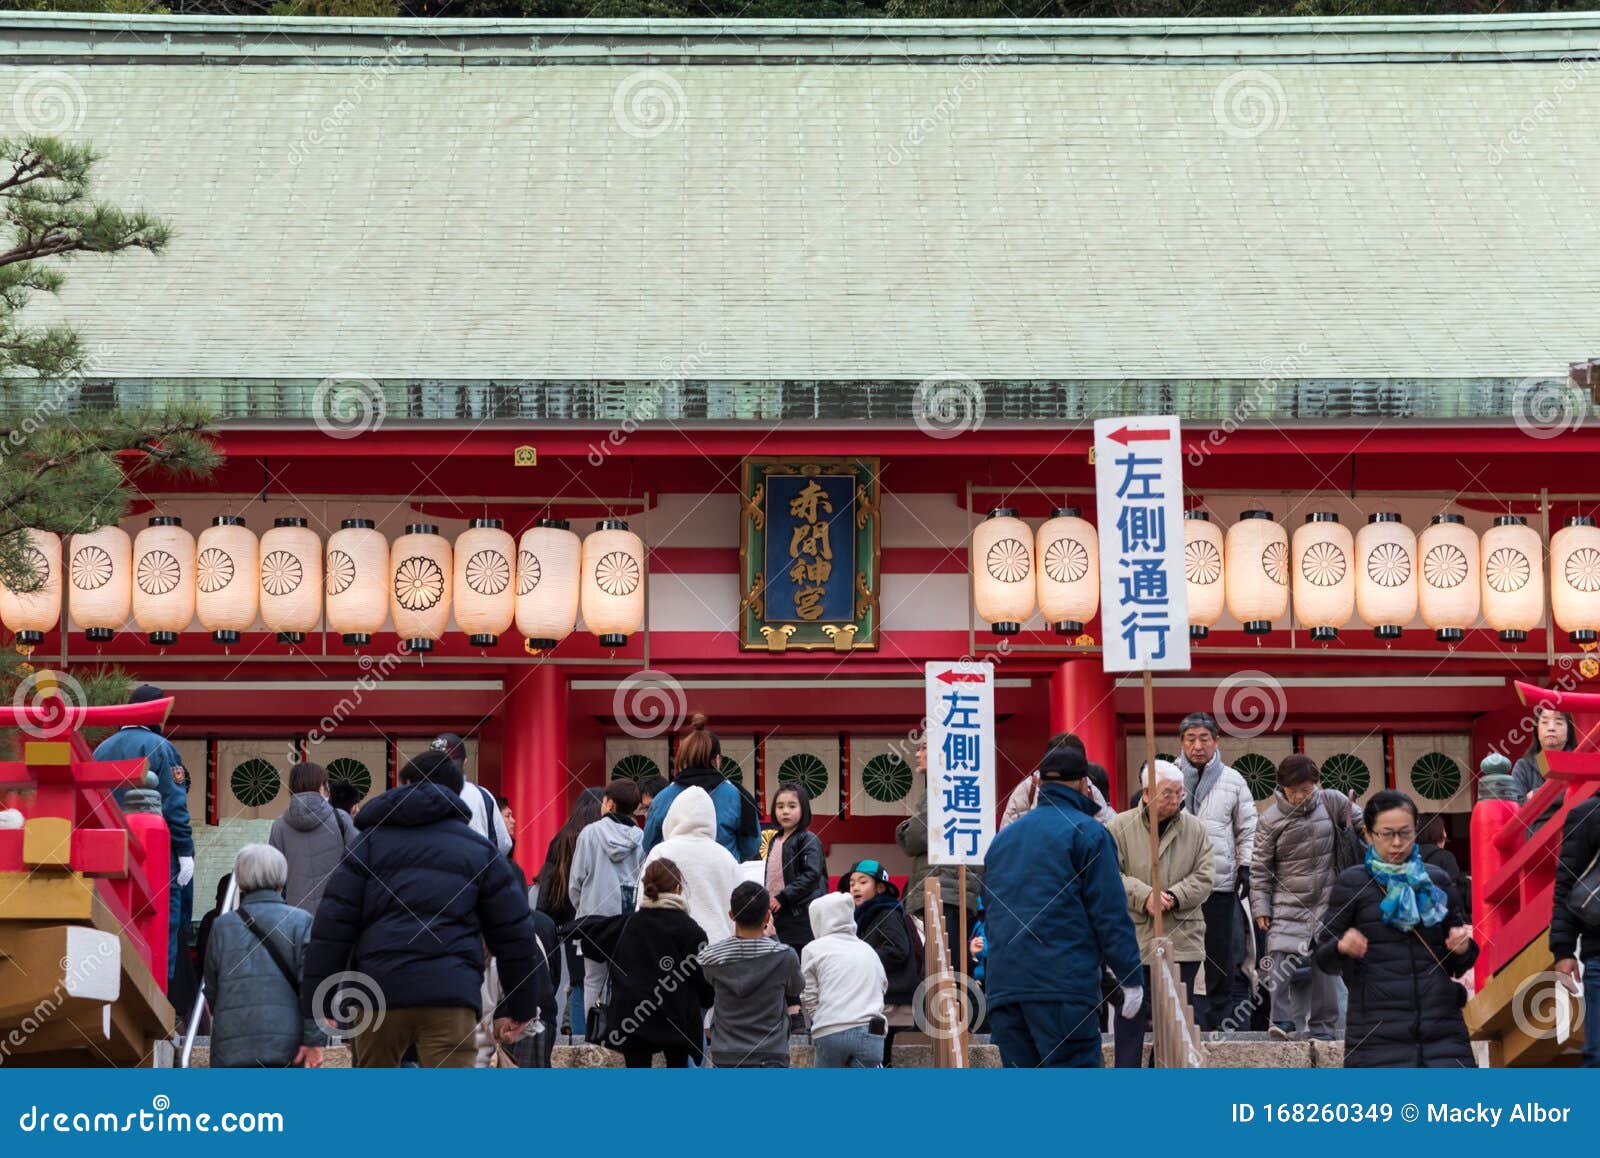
[1252,787,1360,955]
[204,889,327,1067]
[568,813,645,921]
[268,792,355,914]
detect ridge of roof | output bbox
[3,10,1600,65]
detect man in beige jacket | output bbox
[1106,760,1214,1068]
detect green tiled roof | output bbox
[1,14,1597,383]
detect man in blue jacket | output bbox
[982,743,1142,1067]
[94,684,193,983]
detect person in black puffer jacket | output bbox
[302,751,540,1068]
[1314,790,1477,1069]
[765,781,827,953]
[1550,795,1600,1068]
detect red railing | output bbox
[0,685,174,989]
[1472,681,1600,989]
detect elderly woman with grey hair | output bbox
[204,843,327,1068]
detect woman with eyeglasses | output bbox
[1314,790,1477,1068]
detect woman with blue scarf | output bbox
[1314,790,1477,1067]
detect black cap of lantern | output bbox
[469,633,500,647]
[277,631,305,645]
[1309,626,1339,642]
[1050,507,1082,519]
[1306,512,1340,523]
[1052,620,1084,636]
[596,519,630,532]
[149,631,178,646]
[1436,627,1466,644]
[148,516,181,527]
[1240,509,1274,521]
[85,627,113,643]
[1431,513,1465,525]
[342,632,372,647]
[212,515,246,527]
[212,630,240,645]
[1567,516,1597,528]
[1185,509,1210,521]
[537,517,571,531]
[1501,630,1528,643]
[1495,515,1527,527]
[1374,625,1403,640]
[405,523,438,536]
[599,633,629,647]
[469,518,503,530]
[404,637,435,653]
[990,622,1021,637]
[274,516,307,528]
[525,636,558,650]
[1368,512,1401,524]
[1190,625,1209,640]
[987,507,1018,519]
[14,630,42,646]
[1573,629,1599,645]
[340,518,376,530]
[1243,620,1271,635]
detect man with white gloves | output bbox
[97,683,194,983]
[981,742,1143,1067]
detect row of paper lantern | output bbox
[972,507,1600,643]
[0,516,646,650]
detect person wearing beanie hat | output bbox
[431,733,513,856]
[840,858,918,1065]
[1171,710,1257,1031]
[94,683,193,984]
[981,745,1142,1067]
[1108,760,1214,1067]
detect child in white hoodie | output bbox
[641,786,742,944]
[801,892,888,1067]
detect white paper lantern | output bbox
[1551,516,1600,645]
[133,516,195,645]
[516,518,581,650]
[1355,513,1416,641]
[391,523,451,652]
[581,519,645,647]
[326,518,389,646]
[1183,511,1225,639]
[454,518,515,647]
[69,524,132,643]
[1481,516,1543,643]
[260,517,322,645]
[1292,513,1355,642]
[195,517,258,645]
[1035,507,1097,635]
[0,528,61,648]
[972,507,1035,636]
[1418,513,1480,643]
[1225,510,1288,635]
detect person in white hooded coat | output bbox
[641,787,741,945]
[801,891,888,1067]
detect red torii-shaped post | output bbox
[1472,680,1600,989]
[0,676,174,988]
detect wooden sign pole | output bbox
[1142,669,1164,1064]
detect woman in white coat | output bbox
[641,787,741,944]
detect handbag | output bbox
[584,913,630,1043]
[1567,846,1600,929]
[1322,790,1366,873]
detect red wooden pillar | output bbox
[1049,659,1118,803]
[505,664,568,883]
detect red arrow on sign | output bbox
[936,669,988,685]
[1107,425,1171,446]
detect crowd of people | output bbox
[101,685,1600,1070]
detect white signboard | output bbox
[925,660,996,866]
[1093,416,1191,673]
